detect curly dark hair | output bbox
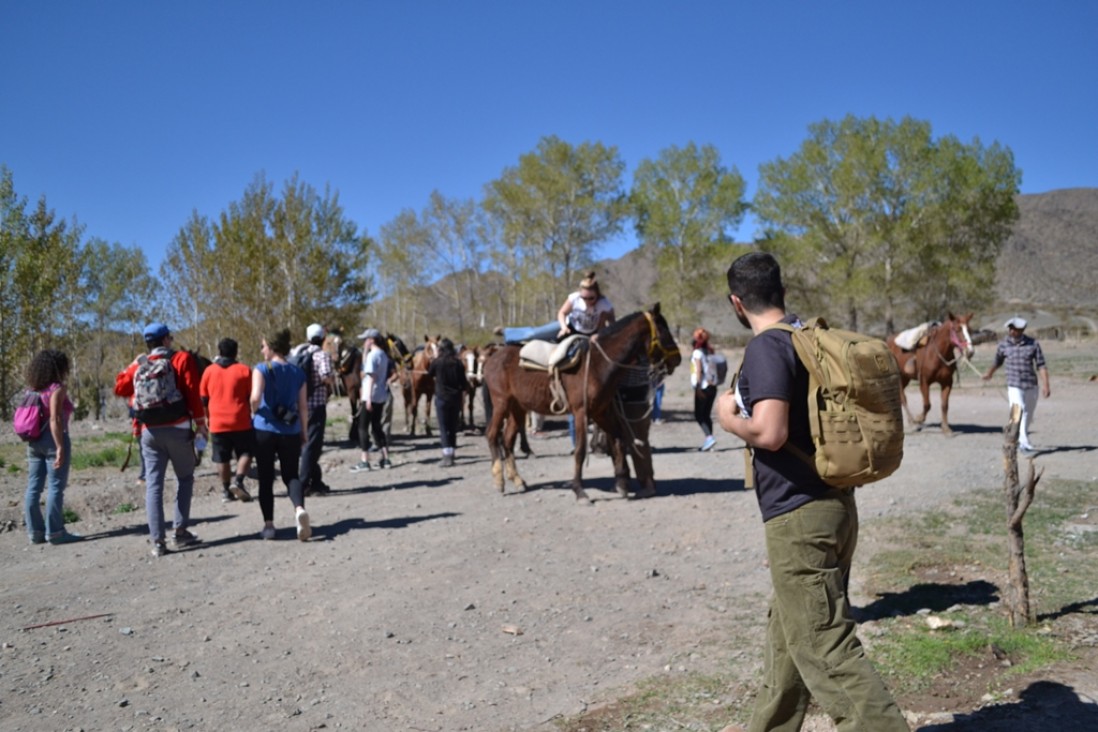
[26,349,70,391]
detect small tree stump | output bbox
[1002,403,1042,627]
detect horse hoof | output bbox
[574,490,591,504]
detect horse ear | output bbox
[651,302,661,316]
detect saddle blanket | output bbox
[895,322,931,351]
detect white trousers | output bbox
[1007,386,1039,449]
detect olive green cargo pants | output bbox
[748,490,909,732]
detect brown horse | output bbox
[324,332,363,443]
[406,335,440,436]
[886,312,975,435]
[483,305,681,502]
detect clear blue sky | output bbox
[3,1,1095,271]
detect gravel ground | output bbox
[1,341,1096,731]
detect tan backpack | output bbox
[756,318,905,488]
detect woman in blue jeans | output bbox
[23,349,82,545]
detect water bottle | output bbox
[194,434,207,465]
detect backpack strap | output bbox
[752,321,822,477]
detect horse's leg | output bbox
[502,411,527,493]
[939,380,954,437]
[571,410,591,503]
[917,377,932,430]
[486,402,506,493]
[898,379,916,426]
[424,392,433,437]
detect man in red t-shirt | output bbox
[199,338,255,503]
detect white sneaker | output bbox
[295,508,311,541]
[260,525,276,540]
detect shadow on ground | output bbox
[918,680,1098,731]
[855,580,1000,621]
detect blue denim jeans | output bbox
[141,426,196,542]
[25,431,72,541]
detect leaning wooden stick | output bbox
[22,613,114,631]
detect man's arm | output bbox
[717,392,789,452]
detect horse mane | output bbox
[599,310,646,339]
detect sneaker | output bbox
[349,461,372,472]
[260,525,276,540]
[379,457,392,469]
[231,482,252,502]
[295,508,311,541]
[1019,445,1039,458]
[151,540,169,558]
[700,435,716,452]
[29,532,46,545]
[171,529,201,548]
[221,488,236,503]
[440,454,454,467]
[48,532,84,545]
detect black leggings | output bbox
[694,385,717,437]
[254,429,304,522]
[357,401,388,451]
[435,396,461,449]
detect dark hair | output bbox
[439,338,456,358]
[265,328,292,357]
[217,337,239,360]
[726,252,785,313]
[26,349,70,391]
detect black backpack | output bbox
[288,345,316,396]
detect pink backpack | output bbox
[13,390,47,441]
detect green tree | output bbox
[376,208,432,337]
[160,172,372,354]
[754,115,1020,333]
[631,142,748,336]
[483,135,628,322]
[82,238,155,419]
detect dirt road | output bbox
[2,342,1095,731]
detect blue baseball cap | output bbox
[143,322,171,341]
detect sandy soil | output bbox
[2,342,1096,731]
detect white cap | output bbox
[306,323,325,341]
[1004,317,1027,330]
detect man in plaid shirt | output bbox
[983,317,1051,455]
[294,324,336,495]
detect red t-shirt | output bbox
[199,361,253,433]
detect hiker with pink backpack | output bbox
[17,349,81,546]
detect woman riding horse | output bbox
[483,305,681,502]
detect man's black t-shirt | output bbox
[737,314,831,521]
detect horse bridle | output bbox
[643,311,677,366]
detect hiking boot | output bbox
[151,540,169,558]
[221,487,236,503]
[231,480,252,502]
[349,461,372,472]
[171,529,201,548]
[48,532,84,545]
[29,532,46,545]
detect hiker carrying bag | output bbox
[765,318,904,488]
[132,348,187,425]
[13,390,47,441]
[288,345,316,396]
[708,353,728,387]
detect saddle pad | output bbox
[518,335,587,371]
[894,323,930,351]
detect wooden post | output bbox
[1002,403,1041,628]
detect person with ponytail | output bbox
[496,271,616,344]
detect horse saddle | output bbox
[519,335,588,373]
[894,323,931,351]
